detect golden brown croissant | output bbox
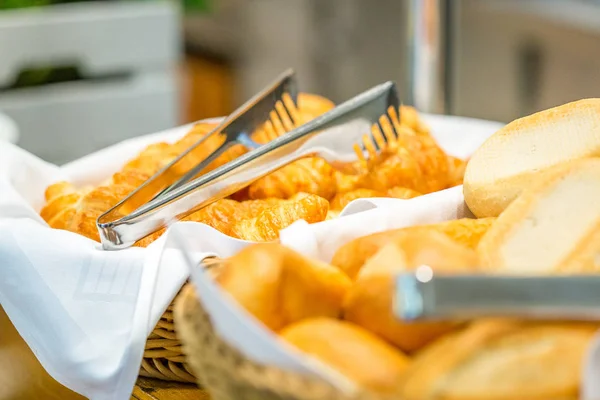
[399,105,430,136]
[332,217,496,280]
[280,318,411,395]
[296,93,336,121]
[334,170,361,194]
[230,193,329,241]
[343,231,479,352]
[248,157,337,200]
[121,142,181,176]
[399,319,598,400]
[215,243,352,331]
[330,186,422,211]
[386,186,421,199]
[40,181,84,230]
[250,93,336,145]
[134,197,291,247]
[330,188,382,211]
[40,170,152,241]
[359,132,451,194]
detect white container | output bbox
[0,1,181,164]
[0,71,178,164]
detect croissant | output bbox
[121,142,181,176]
[330,188,382,211]
[250,93,336,145]
[386,186,421,199]
[248,157,337,200]
[296,93,336,121]
[334,170,361,194]
[446,155,468,187]
[134,197,295,247]
[399,105,430,135]
[230,193,329,241]
[359,132,451,194]
[330,186,421,211]
[40,170,152,241]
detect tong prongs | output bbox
[354,105,403,166]
[157,70,299,197]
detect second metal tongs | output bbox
[98,81,401,250]
[394,268,600,322]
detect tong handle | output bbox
[394,271,600,322]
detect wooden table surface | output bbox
[0,306,210,400]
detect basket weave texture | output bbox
[139,285,196,383]
[173,284,392,400]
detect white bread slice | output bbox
[477,158,600,274]
[464,99,600,217]
[399,319,598,400]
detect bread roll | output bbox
[400,319,598,400]
[332,218,495,280]
[343,231,479,352]
[464,98,600,218]
[280,318,411,395]
[216,243,352,331]
[478,158,600,274]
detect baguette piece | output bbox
[464,98,600,218]
[343,231,479,352]
[215,243,352,331]
[332,218,495,280]
[280,318,411,395]
[478,158,600,274]
[400,319,598,400]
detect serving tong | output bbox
[97,69,299,247]
[98,81,402,250]
[394,268,600,322]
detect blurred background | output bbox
[1,0,600,164]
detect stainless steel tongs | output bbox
[97,69,298,244]
[98,81,401,250]
[394,268,600,322]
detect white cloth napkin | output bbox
[0,143,181,399]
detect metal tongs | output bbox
[97,69,298,248]
[98,81,401,250]
[394,268,600,322]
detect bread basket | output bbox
[139,286,197,382]
[174,285,388,400]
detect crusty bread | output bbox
[478,158,600,274]
[343,231,479,353]
[464,98,600,218]
[280,318,411,395]
[400,319,598,400]
[215,243,352,331]
[332,218,495,280]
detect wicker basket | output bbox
[138,284,197,383]
[173,284,393,400]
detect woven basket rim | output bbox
[174,284,389,400]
